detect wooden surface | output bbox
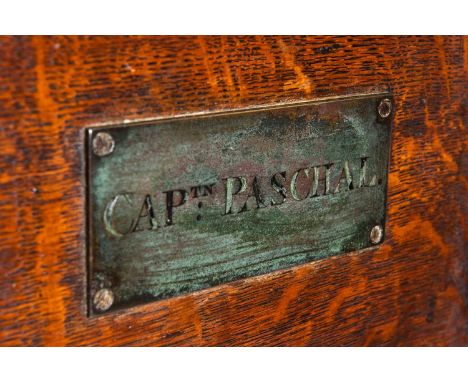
[0,36,466,346]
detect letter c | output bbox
[103,194,134,237]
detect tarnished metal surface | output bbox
[87,94,393,314]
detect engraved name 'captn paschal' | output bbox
[103,156,382,237]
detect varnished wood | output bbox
[0,36,466,346]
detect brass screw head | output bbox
[370,225,384,245]
[92,132,115,157]
[93,288,114,312]
[378,98,392,119]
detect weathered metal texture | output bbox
[87,94,393,314]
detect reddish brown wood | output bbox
[0,36,466,346]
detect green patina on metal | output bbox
[87,94,393,314]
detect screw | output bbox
[378,98,392,119]
[92,132,115,157]
[370,225,384,244]
[93,288,114,312]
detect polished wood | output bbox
[0,36,466,346]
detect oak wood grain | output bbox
[0,36,466,346]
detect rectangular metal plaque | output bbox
[87,94,392,314]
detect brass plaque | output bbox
[87,94,393,314]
